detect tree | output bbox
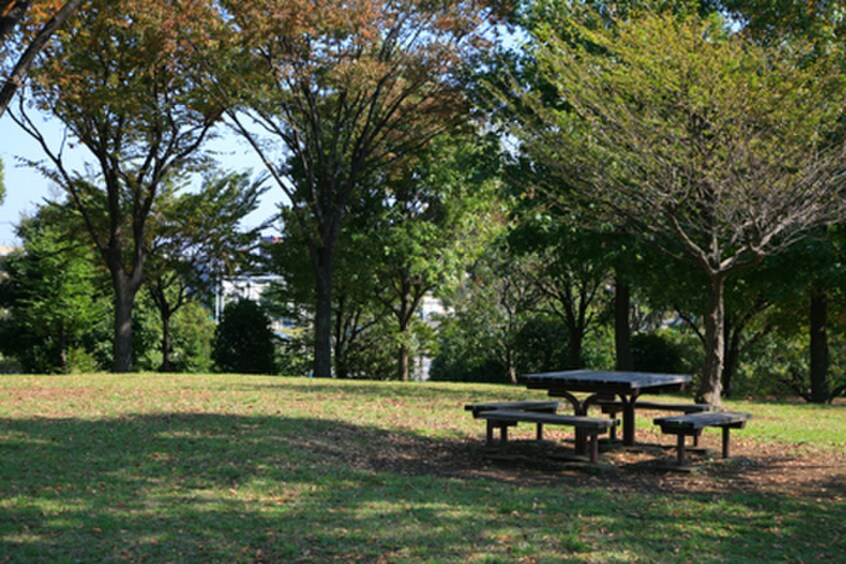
[11,0,222,371]
[510,213,614,369]
[513,10,846,404]
[212,299,276,374]
[265,207,384,379]
[211,0,502,377]
[455,239,542,383]
[0,0,84,117]
[768,227,846,402]
[0,157,5,204]
[0,206,109,372]
[146,172,265,372]
[366,133,501,381]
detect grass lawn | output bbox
[0,374,844,562]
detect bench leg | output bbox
[486,421,495,447]
[722,427,731,458]
[622,403,636,446]
[486,422,509,446]
[588,434,599,464]
[693,431,700,448]
[536,423,544,441]
[676,434,687,466]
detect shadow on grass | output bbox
[0,413,844,561]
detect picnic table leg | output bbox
[486,421,495,447]
[676,433,687,466]
[589,434,599,464]
[620,394,639,446]
[722,426,730,458]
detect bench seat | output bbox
[594,400,713,440]
[477,409,616,463]
[654,411,752,466]
[464,400,561,418]
[599,400,714,413]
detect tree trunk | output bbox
[112,273,136,373]
[58,324,68,372]
[396,286,414,382]
[160,309,173,372]
[567,330,583,369]
[614,276,632,371]
[313,245,334,378]
[398,341,411,382]
[809,284,830,404]
[721,317,739,398]
[697,274,725,406]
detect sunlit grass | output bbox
[0,374,843,561]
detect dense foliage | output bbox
[212,299,277,375]
[0,0,844,404]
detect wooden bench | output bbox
[464,400,561,417]
[476,409,616,464]
[596,400,714,440]
[653,411,752,466]
[465,401,561,442]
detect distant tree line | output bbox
[1,0,845,404]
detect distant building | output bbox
[214,274,292,335]
[413,294,453,381]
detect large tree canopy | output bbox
[511,9,846,404]
[11,0,222,371]
[209,0,504,377]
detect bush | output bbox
[170,301,216,373]
[512,316,570,373]
[630,331,686,374]
[212,299,277,374]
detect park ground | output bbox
[0,374,844,561]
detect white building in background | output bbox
[413,294,453,381]
[214,274,290,333]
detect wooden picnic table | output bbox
[520,370,692,452]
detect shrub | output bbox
[212,299,277,374]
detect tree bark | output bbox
[697,274,725,405]
[333,306,349,379]
[395,285,414,382]
[112,272,136,373]
[614,276,632,371]
[721,317,738,398]
[398,341,411,382]
[567,330,583,369]
[809,284,830,404]
[313,244,334,378]
[507,362,517,384]
[160,308,173,372]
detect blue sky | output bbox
[0,110,280,246]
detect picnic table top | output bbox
[520,369,692,395]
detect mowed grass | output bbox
[0,374,843,562]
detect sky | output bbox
[0,109,282,247]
